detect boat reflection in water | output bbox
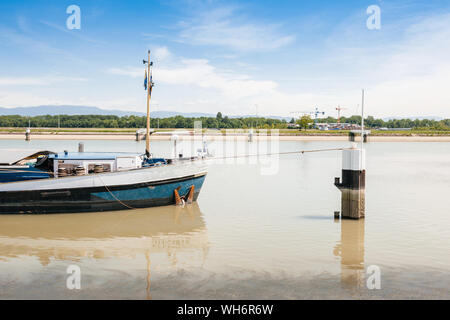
[0,202,208,299]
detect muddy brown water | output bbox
[0,139,448,299]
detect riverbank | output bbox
[1,132,449,142]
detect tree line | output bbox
[319,115,450,130]
[0,113,448,130]
[0,113,288,129]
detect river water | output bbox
[0,138,448,299]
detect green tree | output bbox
[296,115,313,131]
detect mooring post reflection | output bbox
[145,251,151,300]
[334,219,365,288]
[334,170,366,289]
[0,203,208,299]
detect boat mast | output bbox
[360,89,364,153]
[144,50,153,158]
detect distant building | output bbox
[378,127,411,131]
[319,123,362,130]
[315,123,329,130]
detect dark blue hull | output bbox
[0,174,206,214]
[0,167,50,183]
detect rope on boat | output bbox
[96,174,135,210]
[203,147,349,161]
[5,147,346,210]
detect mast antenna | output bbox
[361,89,364,152]
[143,50,154,158]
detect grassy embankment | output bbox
[0,127,449,136]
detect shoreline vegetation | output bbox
[0,113,449,130]
[1,127,450,135]
[0,128,449,142]
[0,113,448,141]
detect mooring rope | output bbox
[96,174,135,209]
[203,147,350,161]
[89,146,349,210]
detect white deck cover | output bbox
[0,150,54,165]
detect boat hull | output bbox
[0,161,207,214]
[0,166,51,183]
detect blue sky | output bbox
[0,0,449,118]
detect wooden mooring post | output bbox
[334,146,365,219]
[349,130,370,143]
[25,128,31,141]
[248,128,254,142]
[136,129,145,141]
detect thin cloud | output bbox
[107,58,278,100]
[107,67,142,78]
[153,46,172,61]
[0,76,87,86]
[0,27,66,56]
[177,7,295,51]
[40,20,105,45]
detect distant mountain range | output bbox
[0,105,292,120]
[0,105,146,117]
[0,105,444,121]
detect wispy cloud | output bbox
[177,6,294,51]
[107,7,450,119]
[107,67,143,78]
[40,20,104,45]
[107,57,277,100]
[363,12,450,117]
[0,27,66,56]
[153,46,172,61]
[3,2,448,118]
[0,76,87,86]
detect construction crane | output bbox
[312,107,326,126]
[335,106,348,124]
